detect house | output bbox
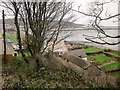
[0,36,18,61]
[11,44,24,51]
[48,39,68,55]
[65,43,73,51]
[68,49,87,61]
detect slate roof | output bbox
[68,49,87,58]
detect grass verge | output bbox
[109,71,120,79]
[6,33,17,42]
[100,61,120,71]
[83,46,102,53]
[87,54,113,64]
[108,50,120,56]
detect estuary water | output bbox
[59,29,120,51]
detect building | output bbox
[48,40,68,55]
[0,37,17,61]
[68,49,87,61]
[65,43,73,51]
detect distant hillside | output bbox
[50,20,85,28]
[0,18,84,29]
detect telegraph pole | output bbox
[2,10,6,62]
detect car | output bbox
[12,44,24,50]
[12,44,19,50]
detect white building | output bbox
[48,40,68,55]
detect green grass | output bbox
[88,54,113,64]
[24,51,31,57]
[109,71,120,79]
[15,51,31,61]
[108,50,120,56]
[100,61,120,71]
[0,32,17,42]
[17,51,31,60]
[6,33,17,42]
[0,32,2,36]
[3,56,90,88]
[83,46,102,53]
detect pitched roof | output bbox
[66,44,73,49]
[48,40,68,52]
[67,49,87,58]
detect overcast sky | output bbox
[71,0,119,26]
[0,0,119,26]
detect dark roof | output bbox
[68,49,87,58]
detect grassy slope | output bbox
[109,71,120,79]
[83,46,120,79]
[83,46,102,53]
[83,46,119,64]
[3,58,89,88]
[87,54,113,64]
[108,50,120,56]
[100,61,120,71]
[6,33,17,42]
[0,32,16,42]
[100,61,120,79]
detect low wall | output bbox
[62,53,91,69]
[86,51,102,55]
[86,50,120,60]
[103,51,120,60]
[0,54,14,61]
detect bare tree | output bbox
[23,1,73,69]
[1,1,29,63]
[12,2,29,63]
[73,0,120,45]
[2,0,74,69]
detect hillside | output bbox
[0,18,84,29]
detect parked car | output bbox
[12,44,24,51]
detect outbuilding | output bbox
[68,49,87,60]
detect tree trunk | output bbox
[34,53,43,72]
[2,10,6,63]
[14,6,28,64]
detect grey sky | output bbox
[0,0,119,26]
[71,0,118,26]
